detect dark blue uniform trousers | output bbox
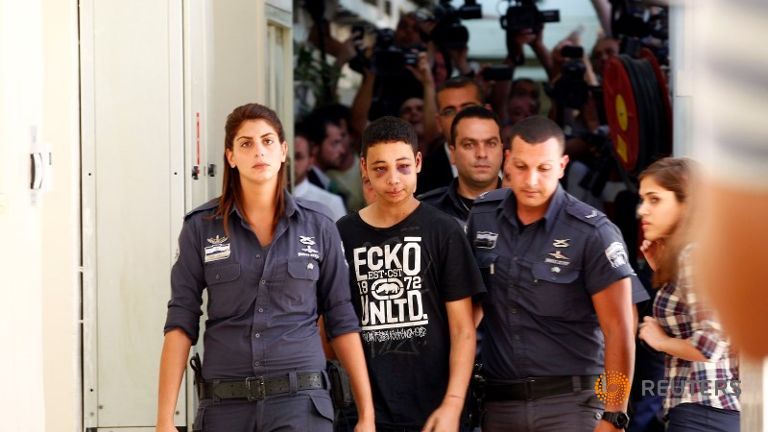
[666,403,739,432]
[482,389,605,432]
[193,389,334,431]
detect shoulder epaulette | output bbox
[295,198,335,223]
[184,197,220,220]
[417,186,448,202]
[563,195,607,227]
[473,188,510,205]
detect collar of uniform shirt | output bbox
[502,184,566,234]
[231,190,300,221]
[449,177,503,211]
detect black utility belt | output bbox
[198,371,327,401]
[484,375,599,401]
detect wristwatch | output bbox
[602,411,630,429]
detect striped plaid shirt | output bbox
[652,244,740,413]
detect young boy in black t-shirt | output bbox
[336,116,485,431]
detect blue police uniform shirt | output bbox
[164,192,360,380]
[418,177,502,229]
[467,185,649,380]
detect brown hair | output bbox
[638,157,696,287]
[214,103,287,235]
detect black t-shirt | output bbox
[336,203,485,428]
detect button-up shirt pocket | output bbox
[272,258,321,315]
[477,252,512,302]
[204,263,248,319]
[528,262,590,319]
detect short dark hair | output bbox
[437,77,483,103]
[508,115,565,153]
[303,105,347,146]
[361,116,418,158]
[450,106,501,147]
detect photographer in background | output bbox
[350,13,432,121]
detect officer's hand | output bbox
[593,418,622,431]
[353,417,376,432]
[640,239,661,272]
[421,397,462,432]
[638,316,669,353]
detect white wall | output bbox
[40,0,82,429]
[0,0,47,430]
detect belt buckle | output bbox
[525,378,537,401]
[245,377,266,401]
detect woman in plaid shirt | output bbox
[636,158,740,432]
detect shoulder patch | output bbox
[184,197,220,220]
[295,197,336,223]
[417,186,448,202]
[563,195,606,226]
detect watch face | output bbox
[605,412,630,428]
[616,413,630,427]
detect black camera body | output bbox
[431,0,482,51]
[371,29,424,78]
[500,0,560,32]
[549,45,590,109]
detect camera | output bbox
[371,29,425,78]
[500,0,559,62]
[548,45,590,109]
[430,0,483,51]
[500,0,560,32]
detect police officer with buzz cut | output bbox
[467,116,648,432]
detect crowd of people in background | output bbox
[159,5,745,432]
[281,8,741,432]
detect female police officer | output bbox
[156,103,375,431]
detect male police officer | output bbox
[420,106,503,228]
[417,77,486,194]
[467,116,647,431]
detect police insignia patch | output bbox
[475,231,499,249]
[605,242,628,268]
[298,235,320,259]
[207,235,228,244]
[204,243,230,263]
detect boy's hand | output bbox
[421,397,463,432]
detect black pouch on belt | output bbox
[326,360,354,409]
[190,352,204,399]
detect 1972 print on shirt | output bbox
[351,236,429,345]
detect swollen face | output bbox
[504,137,567,214]
[226,119,287,186]
[638,176,685,242]
[363,142,421,205]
